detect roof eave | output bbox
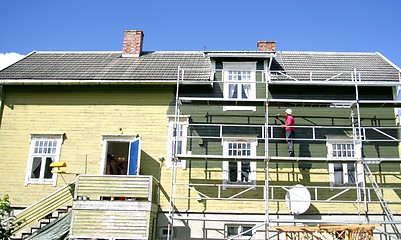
[0,79,212,86]
[206,52,275,58]
[268,80,401,87]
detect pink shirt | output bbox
[285,115,295,131]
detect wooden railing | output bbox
[9,181,75,233]
[70,175,159,240]
[74,175,159,203]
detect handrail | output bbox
[8,181,75,233]
[181,123,401,143]
[178,68,401,85]
[173,183,401,204]
[74,175,159,203]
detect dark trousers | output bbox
[286,130,295,157]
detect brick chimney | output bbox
[122,30,144,57]
[257,40,276,52]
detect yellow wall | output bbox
[0,85,172,207]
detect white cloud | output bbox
[0,52,25,70]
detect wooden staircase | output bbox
[8,182,75,239]
[7,175,159,240]
[16,208,70,239]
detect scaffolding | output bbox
[167,63,401,239]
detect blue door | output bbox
[128,138,141,175]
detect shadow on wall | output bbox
[140,151,174,205]
[157,213,191,239]
[294,204,322,225]
[140,151,162,181]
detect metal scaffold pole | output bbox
[167,66,182,240]
[264,69,270,240]
[353,69,369,220]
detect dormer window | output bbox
[223,62,256,111]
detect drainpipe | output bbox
[0,85,4,127]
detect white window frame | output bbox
[327,140,363,186]
[226,224,255,238]
[167,116,189,169]
[25,134,64,186]
[222,139,257,186]
[100,135,139,175]
[223,62,256,111]
[158,226,176,239]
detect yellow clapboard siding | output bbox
[75,175,152,200]
[0,86,171,207]
[71,209,149,239]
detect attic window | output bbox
[223,62,256,111]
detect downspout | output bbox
[0,85,4,127]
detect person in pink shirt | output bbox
[276,109,295,157]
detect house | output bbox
[0,30,401,239]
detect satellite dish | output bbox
[285,184,311,215]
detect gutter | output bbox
[0,79,213,86]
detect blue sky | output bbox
[1,0,401,69]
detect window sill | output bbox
[223,106,256,111]
[223,182,256,189]
[25,179,56,186]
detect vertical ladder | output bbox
[354,69,400,239]
[363,161,401,238]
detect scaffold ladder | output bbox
[363,161,401,238]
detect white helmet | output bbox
[285,109,292,115]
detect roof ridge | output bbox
[32,50,206,54]
[34,51,122,54]
[278,51,377,55]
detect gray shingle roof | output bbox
[0,51,212,83]
[0,50,399,84]
[271,51,400,82]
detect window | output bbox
[25,134,63,186]
[223,62,256,111]
[332,143,354,158]
[226,71,252,99]
[226,224,254,238]
[223,139,257,185]
[167,116,189,169]
[327,140,363,186]
[158,226,176,238]
[100,135,141,176]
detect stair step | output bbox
[11,209,72,240]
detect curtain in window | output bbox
[229,161,238,182]
[229,84,237,98]
[347,163,356,184]
[31,157,42,178]
[241,161,250,182]
[242,84,251,99]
